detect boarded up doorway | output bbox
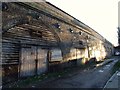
[20,46,47,77]
[37,47,48,75]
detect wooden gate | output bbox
[20,46,47,77]
[20,46,36,77]
[37,47,47,75]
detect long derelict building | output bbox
[2,1,114,84]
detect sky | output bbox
[46,0,119,46]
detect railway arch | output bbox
[1,2,114,84]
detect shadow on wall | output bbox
[102,42,114,59]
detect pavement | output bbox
[103,56,120,89]
[103,70,120,89]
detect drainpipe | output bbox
[76,48,78,66]
[87,45,90,58]
[87,40,90,58]
[47,50,51,71]
[35,46,38,76]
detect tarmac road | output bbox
[30,56,120,88]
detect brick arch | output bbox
[2,16,30,34]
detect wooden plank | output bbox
[2,41,19,65]
[37,47,47,75]
[29,46,36,76]
[3,32,57,47]
[51,49,62,61]
[20,47,36,77]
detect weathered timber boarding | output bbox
[37,47,48,75]
[20,46,36,77]
[50,49,62,61]
[2,40,19,83]
[2,1,114,84]
[20,46,47,77]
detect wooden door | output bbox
[20,46,36,77]
[37,47,47,75]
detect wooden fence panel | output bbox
[37,47,47,75]
[20,47,36,77]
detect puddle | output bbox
[106,65,110,67]
[98,70,104,73]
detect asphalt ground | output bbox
[26,56,120,88]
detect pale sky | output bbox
[46,0,119,46]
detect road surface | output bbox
[29,56,119,88]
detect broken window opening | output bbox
[52,23,61,29]
[68,28,74,33]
